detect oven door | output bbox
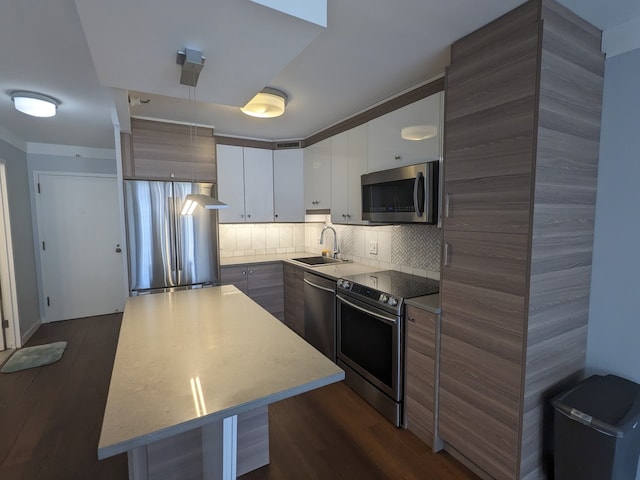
[336,292,402,401]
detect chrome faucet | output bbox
[319,225,339,259]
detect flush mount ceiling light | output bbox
[400,125,438,141]
[10,91,60,118]
[241,87,288,118]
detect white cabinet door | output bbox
[273,149,304,222]
[217,144,246,223]
[330,131,349,224]
[243,147,274,222]
[347,124,368,224]
[367,92,443,172]
[331,125,368,224]
[304,138,331,210]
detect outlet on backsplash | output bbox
[369,241,378,255]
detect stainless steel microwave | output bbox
[361,161,439,224]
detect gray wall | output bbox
[0,140,40,340]
[587,47,640,387]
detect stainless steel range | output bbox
[336,270,439,426]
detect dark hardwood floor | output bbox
[0,314,478,480]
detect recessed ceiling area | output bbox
[1,0,639,149]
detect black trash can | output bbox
[552,374,640,480]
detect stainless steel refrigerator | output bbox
[124,180,220,294]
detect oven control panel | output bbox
[337,279,399,307]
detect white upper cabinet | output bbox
[273,149,305,222]
[331,124,368,224]
[217,144,245,223]
[243,147,274,223]
[304,138,331,210]
[217,145,274,223]
[367,91,443,172]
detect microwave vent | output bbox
[275,141,302,150]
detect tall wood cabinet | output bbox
[438,1,604,479]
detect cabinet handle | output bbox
[247,214,251,218]
[242,271,247,275]
[249,270,254,275]
[444,242,451,267]
[342,214,347,219]
[346,214,351,219]
[275,214,279,218]
[408,316,415,323]
[394,154,401,161]
[445,193,451,218]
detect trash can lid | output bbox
[552,375,640,436]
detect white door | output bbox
[36,173,126,322]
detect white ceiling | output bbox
[1,0,639,150]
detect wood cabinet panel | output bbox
[446,41,538,122]
[283,263,304,336]
[248,263,283,322]
[450,1,538,62]
[220,265,249,294]
[121,132,134,178]
[404,306,439,448]
[442,230,529,296]
[130,118,216,181]
[440,2,604,479]
[221,263,283,321]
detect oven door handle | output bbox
[303,278,335,294]
[337,294,398,325]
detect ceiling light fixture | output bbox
[241,87,288,118]
[10,91,60,118]
[400,125,438,141]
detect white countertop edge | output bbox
[98,370,345,460]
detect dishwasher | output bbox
[303,271,336,361]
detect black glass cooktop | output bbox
[340,270,439,301]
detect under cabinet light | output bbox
[180,194,228,216]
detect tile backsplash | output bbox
[220,217,441,279]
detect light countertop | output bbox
[405,294,441,314]
[98,285,344,459]
[221,252,379,280]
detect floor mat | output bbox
[1,341,67,373]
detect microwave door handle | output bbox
[413,171,424,217]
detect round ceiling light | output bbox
[400,125,438,141]
[240,88,288,118]
[10,91,60,118]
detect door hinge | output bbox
[46,296,50,307]
[42,241,46,251]
[37,182,41,194]
[1,319,8,328]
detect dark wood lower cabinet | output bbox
[283,263,305,336]
[404,305,441,451]
[221,263,284,321]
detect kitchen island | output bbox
[98,285,344,480]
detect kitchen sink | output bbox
[291,256,345,266]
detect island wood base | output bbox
[126,406,269,480]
